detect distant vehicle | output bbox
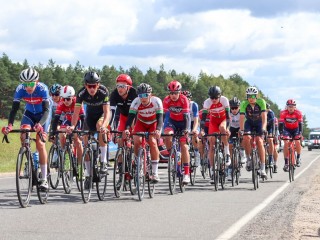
[308,131,320,151]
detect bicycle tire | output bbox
[219,150,226,190]
[126,147,136,195]
[168,149,177,195]
[201,150,208,179]
[136,148,146,201]
[62,148,73,194]
[16,147,32,208]
[235,150,241,186]
[96,158,108,201]
[231,148,237,187]
[251,150,259,190]
[189,150,196,186]
[289,149,295,182]
[212,150,219,191]
[36,163,49,204]
[80,148,93,203]
[113,148,125,198]
[48,145,60,189]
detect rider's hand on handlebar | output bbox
[33,123,43,133]
[66,125,75,134]
[155,130,161,139]
[100,126,108,134]
[123,129,130,139]
[2,124,12,135]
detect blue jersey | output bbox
[190,101,199,122]
[14,82,50,114]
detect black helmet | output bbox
[84,71,100,84]
[208,86,221,99]
[229,97,241,107]
[137,83,152,94]
[181,90,192,99]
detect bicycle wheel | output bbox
[62,148,73,194]
[16,148,32,208]
[113,148,125,198]
[48,145,60,189]
[201,150,208,179]
[96,155,108,201]
[231,148,237,187]
[168,149,177,195]
[212,150,219,191]
[219,150,226,190]
[36,164,49,204]
[251,150,259,190]
[136,148,146,201]
[289,149,295,182]
[80,148,93,203]
[235,150,241,186]
[126,147,136,195]
[146,159,155,199]
[189,150,196,186]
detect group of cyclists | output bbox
[2,67,304,193]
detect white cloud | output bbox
[154,17,182,30]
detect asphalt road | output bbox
[0,148,319,240]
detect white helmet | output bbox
[19,68,39,82]
[246,86,259,95]
[60,85,75,98]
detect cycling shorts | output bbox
[84,113,104,131]
[267,124,274,135]
[229,127,240,144]
[133,120,157,133]
[21,110,50,133]
[208,117,226,134]
[164,118,188,143]
[60,119,82,130]
[118,114,128,131]
[282,127,300,140]
[244,119,263,136]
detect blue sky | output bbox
[0,0,319,127]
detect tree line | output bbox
[0,53,310,137]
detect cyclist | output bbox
[50,85,85,169]
[163,80,191,184]
[181,90,201,166]
[49,84,62,114]
[198,108,210,172]
[227,97,246,180]
[2,68,50,190]
[201,86,230,183]
[124,83,163,183]
[239,86,267,178]
[266,103,276,167]
[273,117,280,173]
[279,99,303,171]
[67,71,110,184]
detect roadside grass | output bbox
[0,119,38,173]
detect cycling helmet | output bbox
[167,80,182,92]
[49,83,62,95]
[116,74,132,86]
[84,71,100,84]
[266,102,270,109]
[137,83,152,94]
[208,86,221,98]
[229,97,241,107]
[181,90,192,99]
[286,99,296,106]
[246,86,259,95]
[60,85,75,98]
[19,68,39,82]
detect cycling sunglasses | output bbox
[51,93,60,97]
[169,91,180,95]
[210,95,220,100]
[86,84,98,89]
[22,82,36,88]
[63,97,72,102]
[231,107,239,110]
[247,94,257,99]
[116,84,128,89]
[138,93,150,98]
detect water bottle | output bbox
[194,150,200,166]
[33,151,39,170]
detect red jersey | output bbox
[55,97,85,121]
[279,109,303,130]
[163,94,190,121]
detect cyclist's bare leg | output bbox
[36,133,48,179]
[133,135,142,157]
[164,129,173,151]
[74,134,83,164]
[208,136,216,168]
[149,135,160,177]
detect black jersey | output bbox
[76,85,110,115]
[110,87,137,117]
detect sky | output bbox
[0,0,319,127]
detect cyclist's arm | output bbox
[225,107,230,129]
[38,100,50,125]
[156,112,163,131]
[51,114,61,134]
[8,101,20,125]
[239,113,245,131]
[200,110,208,129]
[261,111,267,130]
[71,104,81,127]
[101,104,110,128]
[125,112,136,130]
[183,113,191,131]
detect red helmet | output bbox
[116,74,132,86]
[167,80,182,92]
[286,99,296,106]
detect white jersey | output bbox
[203,96,229,119]
[230,111,240,128]
[129,96,163,124]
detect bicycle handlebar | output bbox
[2,129,46,143]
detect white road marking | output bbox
[216,154,320,240]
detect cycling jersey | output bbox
[230,111,240,129]
[76,85,110,115]
[110,87,137,117]
[199,109,210,128]
[55,97,85,121]
[240,99,266,121]
[163,94,189,122]
[129,96,163,124]
[279,109,303,130]
[13,82,50,115]
[203,96,229,120]
[190,101,199,121]
[267,109,275,134]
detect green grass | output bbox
[0,118,38,173]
